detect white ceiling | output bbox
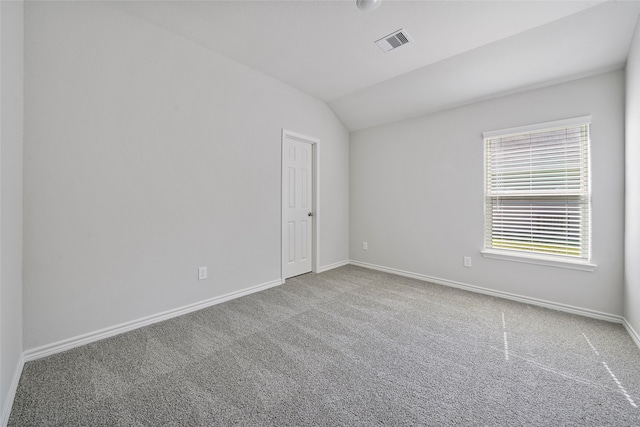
[119,0,640,131]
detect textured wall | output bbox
[625,17,640,340]
[23,1,349,350]
[1,0,24,422]
[350,71,625,316]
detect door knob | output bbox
[308,212,314,217]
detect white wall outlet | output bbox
[198,266,207,280]
[363,241,368,250]
[463,256,472,268]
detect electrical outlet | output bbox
[363,241,368,250]
[463,256,472,268]
[198,266,207,280]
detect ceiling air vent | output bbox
[375,28,411,52]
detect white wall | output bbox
[0,0,24,422]
[351,71,625,316]
[23,1,349,350]
[625,17,640,340]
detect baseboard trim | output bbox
[623,318,640,350]
[24,278,283,362]
[316,260,350,274]
[1,354,24,427]
[350,260,623,324]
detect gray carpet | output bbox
[9,265,640,426]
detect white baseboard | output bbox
[623,318,640,350]
[316,260,350,274]
[1,354,24,427]
[24,278,283,362]
[350,260,623,324]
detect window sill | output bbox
[480,249,597,272]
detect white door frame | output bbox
[281,129,319,282]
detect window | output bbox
[482,116,595,271]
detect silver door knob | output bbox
[308,212,314,217]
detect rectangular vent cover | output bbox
[375,29,411,52]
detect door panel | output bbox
[283,136,313,278]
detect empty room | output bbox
[2,0,640,425]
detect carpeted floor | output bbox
[9,265,640,426]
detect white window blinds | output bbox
[484,116,591,262]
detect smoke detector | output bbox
[375,29,411,52]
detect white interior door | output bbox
[283,133,314,279]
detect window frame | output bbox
[480,116,597,272]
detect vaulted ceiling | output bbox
[119,0,640,131]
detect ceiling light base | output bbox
[356,0,381,12]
